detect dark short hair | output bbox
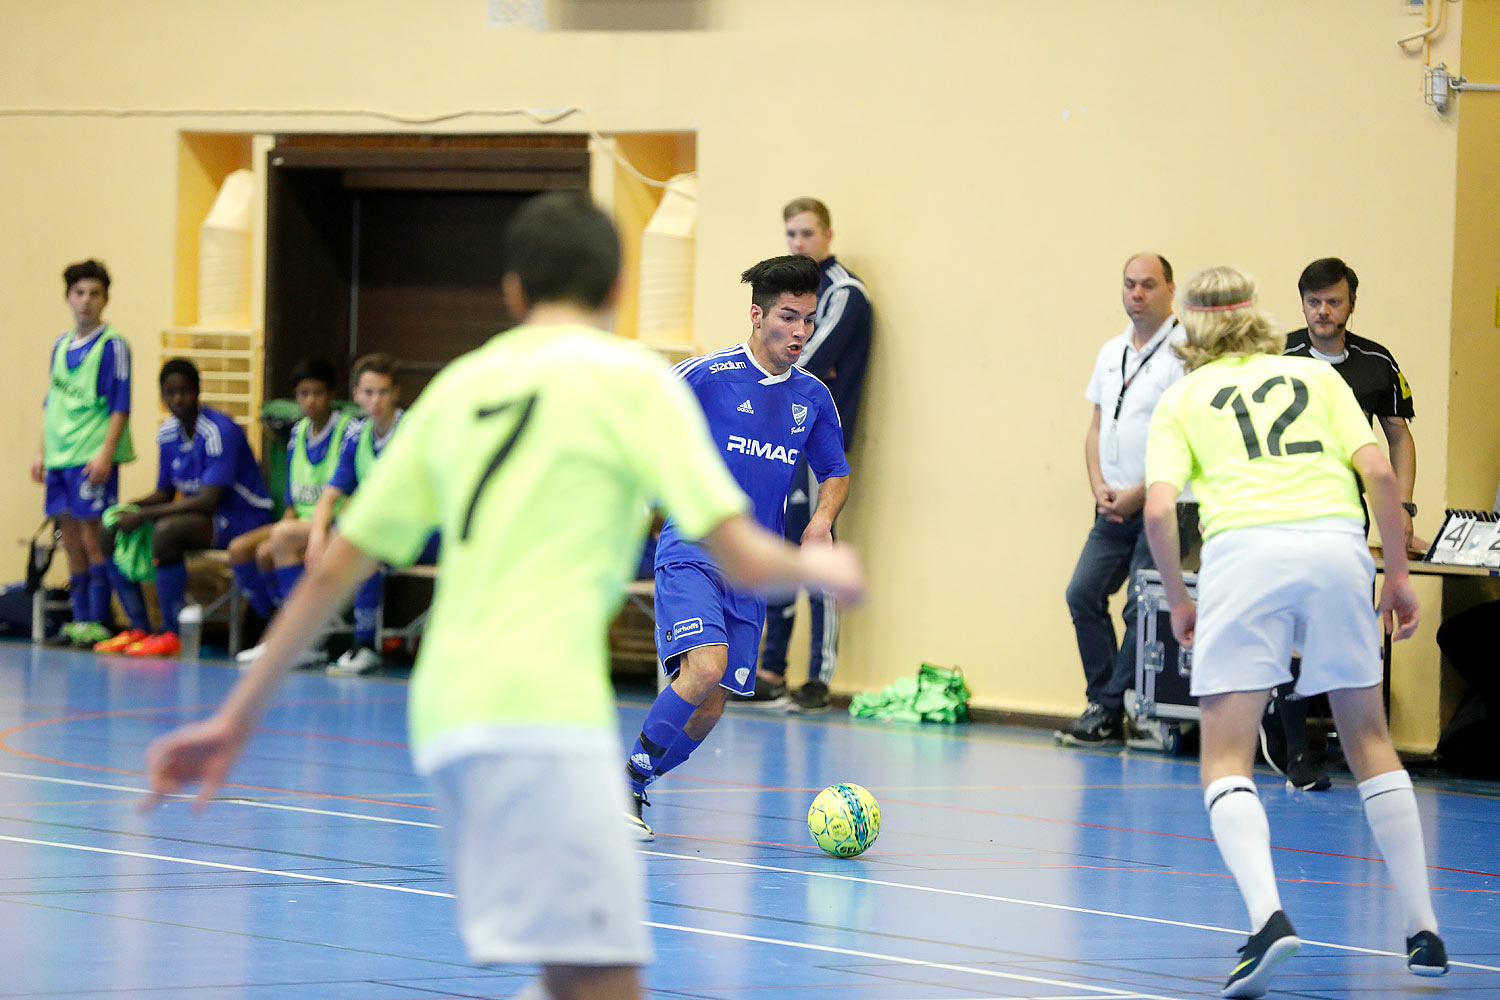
[740,255,822,314]
[352,353,400,386]
[1298,257,1359,299]
[63,259,111,293]
[289,357,337,392]
[1124,252,1173,284]
[501,191,620,310]
[782,197,831,229]
[159,358,200,391]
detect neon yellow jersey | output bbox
[1146,354,1377,539]
[335,324,749,762]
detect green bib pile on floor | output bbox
[849,664,970,723]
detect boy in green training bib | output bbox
[30,259,135,648]
[301,353,424,675]
[227,358,352,668]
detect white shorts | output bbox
[1190,521,1381,698]
[428,745,652,968]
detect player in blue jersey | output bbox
[98,359,274,657]
[228,358,351,667]
[31,260,136,649]
[301,353,434,674]
[623,254,852,840]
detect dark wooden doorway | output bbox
[264,134,590,402]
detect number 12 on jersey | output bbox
[1211,375,1323,460]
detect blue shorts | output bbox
[44,466,118,520]
[214,510,273,550]
[654,561,766,696]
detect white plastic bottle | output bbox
[178,604,203,660]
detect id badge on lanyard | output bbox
[1109,330,1170,468]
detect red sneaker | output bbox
[126,632,181,657]
[94,629,148,653]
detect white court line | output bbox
[640,921,1186,1000]
[4,770,1496,974]
[0,770,441,829]
[643,849,1500,973]
[0,832,1187,1000]
[0,834,452,897]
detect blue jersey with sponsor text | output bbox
[655,343,849,569]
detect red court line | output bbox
[8,708,1499,881]
[656,774,1500,880]
[873,794,1500,879]
[257,727,410,749]
[0,706,434,812]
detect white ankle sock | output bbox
[1205,775,1283,929]
[1359,769,1439,936]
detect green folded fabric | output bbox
[103,505,155,582]
[849,663,970,723]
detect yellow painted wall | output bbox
[0,1,1484,747]
[1448,0,1500,510]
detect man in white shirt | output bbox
[1060,253,1192,745]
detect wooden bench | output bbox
[374,566,660,681]
[31,549,246,655]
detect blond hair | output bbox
[782,197,831,229]
[1174,266,1284,372]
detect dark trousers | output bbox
[761,460,838,684]
[1064,504,1199,714]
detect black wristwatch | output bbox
[1402,502,1418,516]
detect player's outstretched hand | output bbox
[1169,602,1196,647]
[1380,576,1420,641]
[805,542,865,606]
[142,712,252,813]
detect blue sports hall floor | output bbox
[0,640,1496,998]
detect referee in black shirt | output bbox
[1268,256,1422,790]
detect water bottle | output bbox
[178,603,203,660]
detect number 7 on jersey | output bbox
[461,393,539,541]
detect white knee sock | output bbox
[1205,775,1283,929]
[1359,769,1439,936]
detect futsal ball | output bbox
[807,783,881,857]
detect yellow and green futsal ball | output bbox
[807,782,881,857]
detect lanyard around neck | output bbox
[1112,322,1177,420]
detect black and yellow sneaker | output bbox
[1406,930,1449,977]
[1222,910,1299,998]
[624,790,653,843]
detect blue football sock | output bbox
[653,732,703,782]
[155,562,187,635]
[260,568,283,607]
[626,684,698,793]
[231,560,274,618]
[69,572,90,622]
[87,564,111,625]
[275,564,303,602]
[104,562,151,632]
[353,572,382,646]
